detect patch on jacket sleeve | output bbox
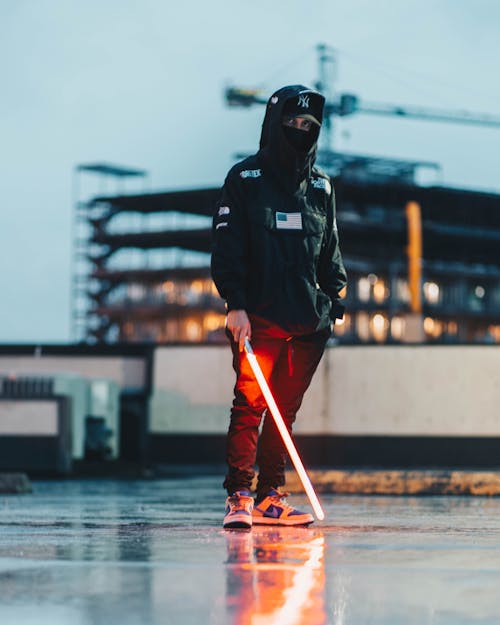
[311,177,331,195]
[240,169,262,179]
[214,205,231,230]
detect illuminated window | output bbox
[191,280,203,294]
[488,325,500,343]
[423,281,440,304]
[391,316,405,341]
[424,317,433,334]
[204,313,225,332]
[162,280,174,294]
[424,317,443,338]
[433,320,444,338]
[186,320,202,341]
[373,278,388,303]
[370,313,388,343]
[357,278,371,302]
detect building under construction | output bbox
[72,157,500,346]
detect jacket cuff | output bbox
[225,291,247,312]
[330,300,345,321]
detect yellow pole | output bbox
[405,201,422,313]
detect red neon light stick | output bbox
[244,338,325,521]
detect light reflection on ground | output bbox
[225,527,326,625]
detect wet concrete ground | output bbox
[0,476,499,625]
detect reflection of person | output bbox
[211,85,347,529]
[224,528,327,625]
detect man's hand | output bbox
[227,309,251,352]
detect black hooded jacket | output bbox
[211,84,347,336]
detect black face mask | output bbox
[282,125,319,153]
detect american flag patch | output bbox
[276,212,303,230]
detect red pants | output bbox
[224,319,330,498]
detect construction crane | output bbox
[225,43,500,151]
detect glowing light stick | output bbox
[244,338,325,521]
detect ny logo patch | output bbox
[298,94,310,108]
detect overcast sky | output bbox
[1,0,499,343]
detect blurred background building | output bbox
[72,165,500,346]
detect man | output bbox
[211,84,347,528]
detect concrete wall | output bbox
[0,355,146,391]
[325,346,500,436]
[150,345,500,437]
[150,346,233,434]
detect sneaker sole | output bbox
[252,516,314,526]
[223,520,252,529]
[223,513,253,529]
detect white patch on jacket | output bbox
[311,177,331,195]
[240,169,262,179]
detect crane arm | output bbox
[357,100,500,128]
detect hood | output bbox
[258,85,325,192]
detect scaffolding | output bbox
[71,163,149,343]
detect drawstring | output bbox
[286,337,294,377]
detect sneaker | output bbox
[252,489,314,526]
[223,490,254,529]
